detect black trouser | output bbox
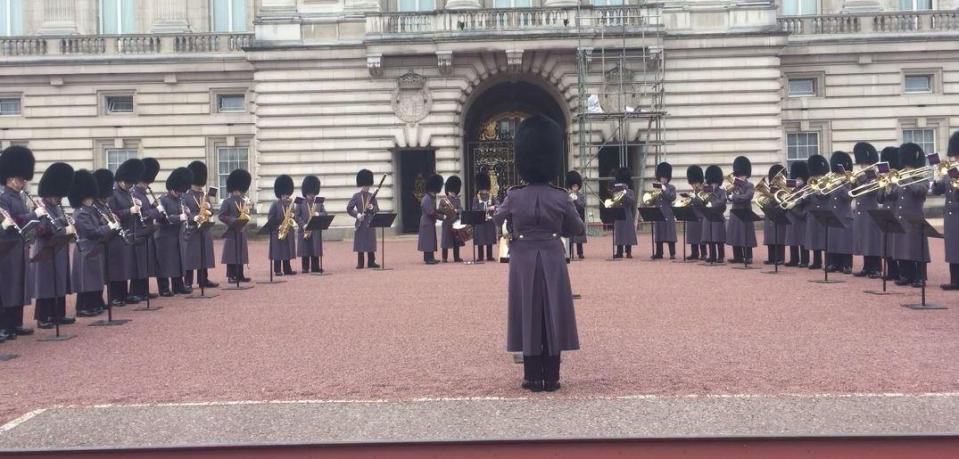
[442,247,461,262]
[575,243,584,257]
[767,245,785,263]
[76,291,105,312]
[129,278,149,297]
[34,297,66,323]
[356,252,376,267]
[811,250,823,267]
[108,280,128,303]
[897,260,927,283]
[731,246,753,262]
[476,245,495,261]
[227,263,249,279]
[884,257,900,279]
[423,251,436,262]
[861,255,882,273]
[272,260,294,273]
[707,242,725,261]
[828,254,853,270]
[523,312,562,385]
[3,306,25,332]
[301,256,320,273]
[949,263,959,286]
[157,277,187,294]
[615,245,632,257]
[184,269,211,287]
[689,243,706,259]
[655,242,676,258]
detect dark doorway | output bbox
[396,149,436,234]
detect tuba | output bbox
[641,188,662,207]
[603,184,628,208]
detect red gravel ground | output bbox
[1,233,957,423]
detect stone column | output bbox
[38,0,79,35]
[152,0,191,33]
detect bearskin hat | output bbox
[686,165,704,185]
[301,175,320,196]
[38,162,75,198]
[274,175,294,198]
[426,174,444,193]
[68,170,98,209]
[853,142,879,165]
[830,151,853,174]
[899,142,925,169]
[655,162,672,181]
[476,171,493,191]
[807,154,829,177]
[142,157,160,184]
[445,175,462,195]
[515,115,563,184]
[614,167,632,186]
[93,169,115,199]
[187,161,207,187]
[356,169,374,187]
[227,169,252,194]
[948,131,959,158]
[0,145,35,182]
[704,165,724,185]
[768,164,785,180]
[165,167,193,193]
[115,158,144,184]
[733,156,752,177]
[789,160,810,181]
[880,147,901,170]
[565,170,582,188]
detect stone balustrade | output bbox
[0,33,254,57]
[778,10,959,35]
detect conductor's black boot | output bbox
[543,355,561,392]
[522,355,544,392]
[614,246,624,259]
[356,253,365,269]
[367,252,380,269]
[668,242,676,260]
[651,242,664,260]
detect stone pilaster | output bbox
[152,0,191,33]
[542,0,579,7]
[38,0,79,35]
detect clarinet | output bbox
[147,186,169,223]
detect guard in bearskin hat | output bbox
[128,157,163,300]
[347,169,380,269]
[762,164,787,265]
[220,169,253,283]
[877,146,901,280]
[683,166,706,260]
[824,151,855,274]
[105,158,144,306]
[69,169,114,317]
[932,132,959,290]
[784,160,810,267]
[727,156,757,264]
[31,162,75,329]
[565,170,587,259]
[612,166,637,258]
[441,175,465,263]
[269,175,297,276]
[155,167,193,296]
[295,175,325,274]
[417,173,444,264]
[804,154,831,270]
[491,115,585,393]
[0,146,41,339]
[852,143,883,278]
[182,161,218,289]
[883,143,931,288]
[651,161,677,260]
[702,165,727,263]
[472,170,501,261]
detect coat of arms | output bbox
[391,72,432,124]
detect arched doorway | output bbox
[463,79,568,200]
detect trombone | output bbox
[779,175,825,210]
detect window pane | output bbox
[218,94,245,112]
[217,147,249,193]
[0,98,20,115]
[903,129,935,156]
[787,132,818,164]
[121,0,135,33]
[420,0,435,10]
[904,75,931,93]
[494,0,511,7]
[212,0,229,32]
[800,0,817,14]
[232,0,247,32]
[788,78,815,96]
[106,149,137,174]
[102,0,118,34]
[107,95,134,113]
[783,0,797,15]
[1,0,23,36]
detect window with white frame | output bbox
[216,146,250,193]
[494,0,532,7]
[782,0,817,15]
[105,95,134,114]
[398,0,435,11]
[788,78,817,97]
[216,94,246,112]
[100,0,135,34]
[899,0,933,10]
[211,0,247,33]
[904,74,933,93]
[0,96,21,116]
[0,0,23,36]
[105,149,137,174]
[903,129,935,155]
[787,132,819,168]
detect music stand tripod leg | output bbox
[39,259,74,341]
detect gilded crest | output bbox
[413,173,426,204]
[391,72,432,124]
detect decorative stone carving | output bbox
[601,65,639,113]
[391,72,432,124]
[367,54,383,77]
[506,49,524,73]
[436,51,453,76]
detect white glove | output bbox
[109,221,122,231]
[357,214,365,222]
[1,218,13,230]
[35,206,48,218]
[131,205,141,215]
[157,204,165,214]
[180,213,188,222]
[313,212,320,217]
[193,215,201,223]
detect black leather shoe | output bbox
[174,287,193,295]
[159,291,175,298]
[853,270,870,277]
[578,255,584,260]
[544,381,561,392]
[60,317,76,325]
[763,260,774,265]
[894,278,912,286]
[686,255,700,261]
[842,267,852,275]
[282,271,297,276]
[239,277,252,283]
[367,262,381,269]
[77,309,99,318]
[110,299,126,307]
[784,261,799,267]
[227,277,238,284]
[808,264,822,270]
[3,330,15,340]
[625,253,633,259]
[912,281,924,288]
[0,330,7,343]
[126,296,142,305]
[148,293,159,299]
[13,326,33,336]
[37,321,54,329]
[522,380,545,392]
[941,283,959,291]
[744,258,753,265]
[425,259,439,265]
[825,265,838,273]
[201,281,220,288]
[453,258,464,263]
[868,272,882,279]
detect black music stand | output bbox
[222,217,253,291]
[187,220,218,299]
[257,216,285,285]
[34,233,75,342]
[865,209,905,296]
[672,206,698,263]
[761,207,791,275]
[305,214,334,276]
[600,207,626,262]
[460,210,487,265]
[901,218,945,310]
[730,208,763,270]
[700,207,726,266]
[370,213,397,271]
[637,207,664,262]
[91,229,130,327]
[809,209,845,284]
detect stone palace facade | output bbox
[0,0,957,233]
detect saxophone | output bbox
[195,193,212,226]
[277,198,296,240]
[236,197,251,224]
[303,199,316,240]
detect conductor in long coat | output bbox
[651,162,677,260]
[761,164,787,265]
[418,174,444,264]
[220,169,252,283]
[347,169,380,269]
[684,166,706,261]
[933,131,959,290]
[612,167,637,258]
[268,175,297,276]
[726,156,757,264]
[107,158,145,305]
[182,161,218,289]
[155,167,192,296]
[803,154,831,270]
[472,171,500,262]
[493,115,585,393]
[784,160,810,267]
[296,175,325,274]
[30,162,75,328]
[851,142,883,278]
[701,165,727,263]
[825,151,855,274]
[0,146,41,339]
[69,170,114,317]
[881,143,932,288]
[441,175,465,263]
